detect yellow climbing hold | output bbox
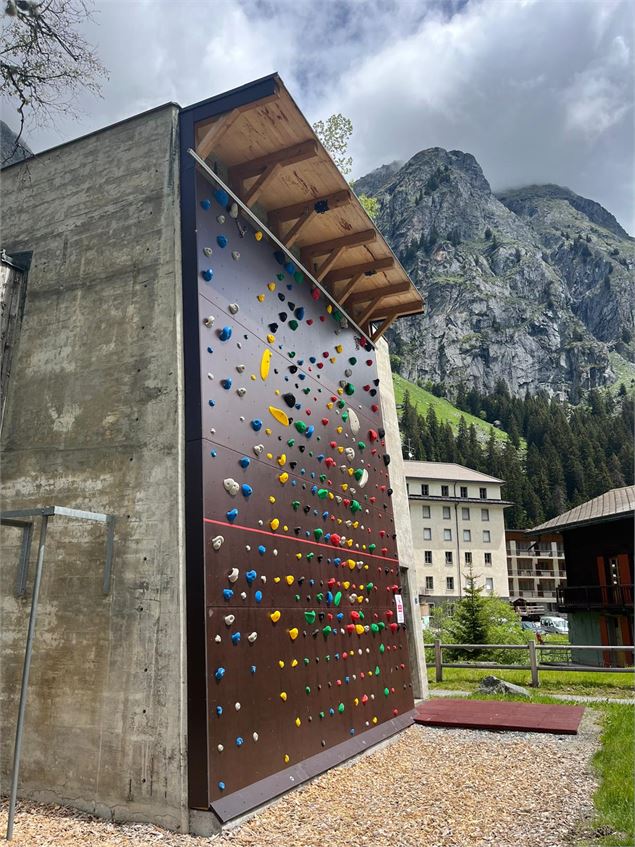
[289,627,299,641]
[267,452,273,459]
[257,293,265,302]
[277,453,287,466]
[284,753,290,763]
[296,552,302,560]
[265,427,272,435]
[347,559,356,570]
[267,281,276,291]
[342,581,350,589]
[372,716,378,724]
[295,717,301,727]
[280,692,287,702]
[269,495,276,504]
[355,624,365,635]
[286,575,294,585]
[336,425,343,433]
[278,472,289,484]
[269,406,290,426]
[330,357,336,363]
[326,304,333,313]
[326,402,333,410]
[270,518,280,531]
[260,348,272,380]
[335,344,343,353]
[266,334,275,344]
[278,659,285,668]
[255,230,263,241]
[270,610,281,623]
[291,658,298,668]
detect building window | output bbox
[425,576,434,590]
[422,505,431,518]
[441,485,449,497]
[479,487,487,499]
[443,528,452,541]
[421,484,429,496]
[423,527,432,540]
[484,552,492,565]
[446,576,455,591]
[461,507,470,520]
[424,550,433,564]
[481,508,490,521]
[460,486,468,498]
[445,551,453,565]
[483,530,491,543]
[406,483,410,494]
[442,506,451,519]
[463,529,471,542]
[465,552,472,565]
[485,577,494,593]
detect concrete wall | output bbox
[0,106,188,830]
[376,339,428,699]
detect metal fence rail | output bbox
[429,640,635,687]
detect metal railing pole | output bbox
[528,640,539,687]
[6,515,49,841]
[435,639,443,683]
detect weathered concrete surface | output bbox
[376,338,428,700]
[0,106,188,831]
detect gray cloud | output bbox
[4,0,632,232]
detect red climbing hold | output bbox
[368,429,378,441]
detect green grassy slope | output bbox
[392,373,510,443]
[608,351,635,396]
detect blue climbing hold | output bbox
[245,570,257,584]
[221,378,232,389]
[236,737,244,746]
[326,591,333,605]
[226,508,239,522]
[214,667,225,681]
[216,705,223,716]
[295,306,305,320]
[241,484,253,498]
[251,419,262,431]
[201,268,214,282]
[350,728,355,736]
[218,781,226,791]
[309,357,316,364]
[254,590,263,603]
[334,558,341,566]
[217,234,228,248]
[208,400,215,407]
[239,456,250,468]
[273,250,285,265]
[345,675,350,683]
[214,188,229,206]
[285,261,295,274]
[219,326,232,341]
[250,664,256,674]
[258,545,266,555]
[231,632,241,645]
[311,485,318,494]
[223,589,234,601]
[336,612,343,620]
[329,708,335,716]
[200,198,212,210]
[306,425,315,438]
[317,454,324,462]
[322,511,329,520]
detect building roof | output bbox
[529,485,635,534]
[403,461,504,484]
[184,74,423,340]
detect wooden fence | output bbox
[430,640,635,687]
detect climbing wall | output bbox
[192,172,414,808]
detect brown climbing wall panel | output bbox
[190,172,414,811]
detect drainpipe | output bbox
[454,482,462,598]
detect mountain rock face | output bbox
[361,149,634,400]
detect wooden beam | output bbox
[301,229,376,263]
[345,279,412,308]
[243,161,282,206]
[195,90,280,160]
[282,208,316,248]
[230,140,318,183]
[336,272,364,306]
[315,245,347,281]
[268,190,352,225]
[356,295,393,327]
[364,302,425,321]
[371,314,398,342]
[323,256,394,286]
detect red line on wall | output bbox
[202,517,399,563]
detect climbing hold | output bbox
[217,234,228,248]
[218,326,232,341]
[231,632,241,644]
[251,419,263,431]
[245,570,257,584]
[269,406,290,426]
[255,230,263,241]
[231,250,240,261]
[214,188,229,206]
[270,518,280,531]
[270,610,281,623]
[289,627,299,641]
[228,302,240,314]
[224,615,235,626]
[211,535,224,551]
[218,781,226,791]
[226,508,239,522]
[248,631,258,643]
[223,589,234,601]
[201,268,214,282]
[278,472,289,484]
[228,567,239,583]
[241,484,253,498]
[260,349,272,380]
[223,477,240,496]
[214,667,225,680]
[304,610,316,624]
[200,198,211,210]
[280,691,288,701]
[239,456,250,468]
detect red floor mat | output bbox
[414,698,585,734]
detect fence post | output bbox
[434,639,443,683]
[528,640,539,688]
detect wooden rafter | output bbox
[345,279,412,308]
[229,139,319,206]
[300,229,376,268]
[280,208,315,248]
[335,272,364,305]
[371,315,398,342]
[195,90,280,161]
[323,257,394,287]
[268,190,351,225]
[242,162,282,206]
[315,245,347,281]
[365,302,424,321]
[356,295,393,327]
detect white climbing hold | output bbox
[252,732,259,741]
[223,478,240,496]
[231,250,240,261]
[228,303,239,314]
[240,591,247,599]
[253,444,264,455]
[214,634,222,643]
[203,315,215,327]
[224,614,235,626]
[348,409,360,435]
[217,744,224,752]
[228,567,239,583]
[203,247,213,257]
[229,202,239,219]
[212,535,224,551]
[236,364,245,373]
[345,447,355,461]
[217,214,226,224]
[207,373,214,380]
[248,632,258,643]
[357,468,369,488]
[235,702,241,711]
[236,387,247,397]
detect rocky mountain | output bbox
[1,121,32,167]
[358,149,634,400]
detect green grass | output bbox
[393,373,511,443]
[590,704,635,845]
[425,666,635,699]
[608,351,635,396]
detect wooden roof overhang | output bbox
[187,74,423,343]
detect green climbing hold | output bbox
[333,310,342,321]
[287,438,296,447]
[322,625,332,635]
[342,411,349,422]
[353,468,364,481]
[357,441,366,451]
[366,582,374,591]
[289,351,296,358]
[316,592,323,602]
[334,591,342,607]
[338,702,345,713]
[317,489,328,499]
[293,270,304,284]
[358,611,365,620]
[325,654,331,661]
[375,666,381,676]
[319,473,327,482]
[379,643,385,653]
[295,594,300,601]
[306,552,314,560]
[305,686,311,694]
[277,272,285,280]
[302,387,310,395]
[304,657,310,665]
[350,500,361,513]
[348,357,357,365]
[337,400,345,409]
[305,610,316,624]
[292,500,301,510]
[344,383,355,396]
[369,543,376,552]
[383,687,389,696]
[378,621,386,630]
[319,710,325,719]
[370,622,379,633]
[295,420,308,433]
[314,527,324,540]
[289,319,299,330]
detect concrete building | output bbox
[404,461,510,612]
[506,529,566,614]
[530,486,634,666]
[0,75,427,835]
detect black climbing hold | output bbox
[269,323,279,333]
[283,392,296,407]
[383,454,391,466]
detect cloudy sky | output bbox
[6,0,634,232]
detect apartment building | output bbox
[404,461,511,611]
[506,529,566,614]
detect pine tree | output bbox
[449,565,488,656]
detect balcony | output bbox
[557,584,634,612]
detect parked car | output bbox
[521,620,545,634]
[540,615,569,635]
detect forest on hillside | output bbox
[399,382,634,529]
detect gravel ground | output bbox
[0,715,600,847]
